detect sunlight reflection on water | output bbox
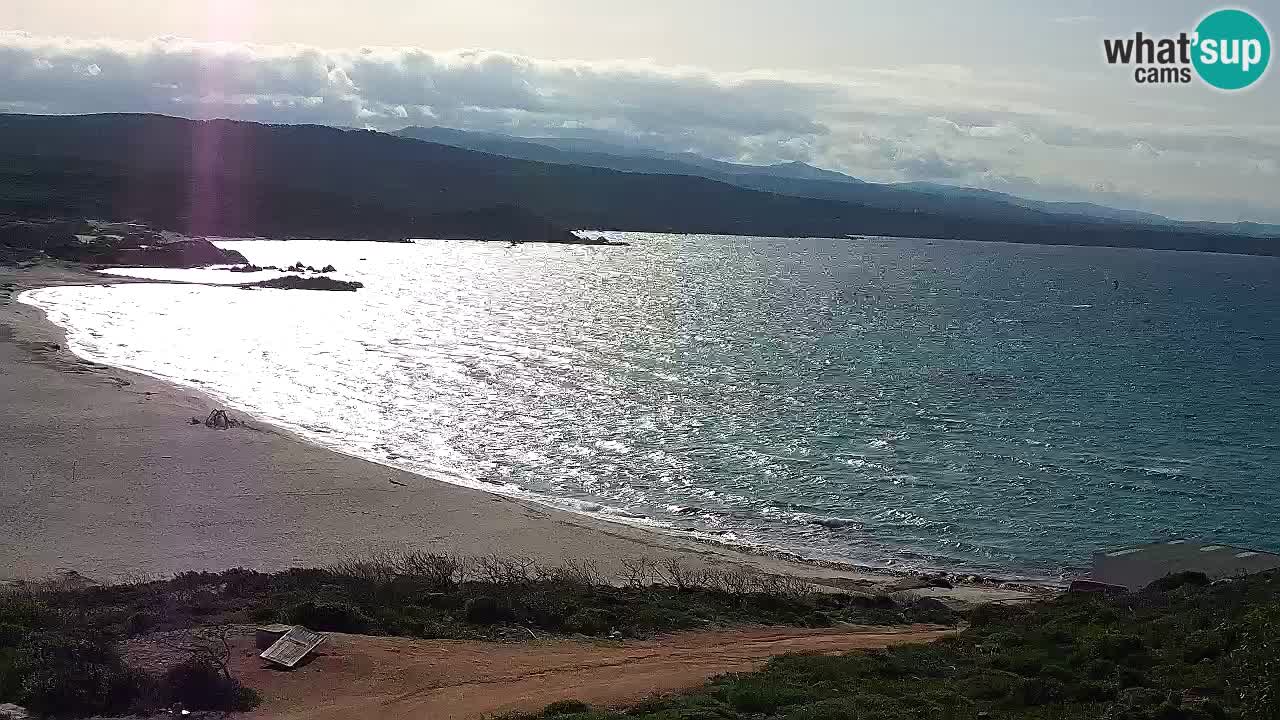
[23,233,1280,579]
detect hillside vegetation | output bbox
[3,558,1277,718]
[0,113,1276,254]
[512,571,1280,720]
[0,554,944,716]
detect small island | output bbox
[242,275,364,291]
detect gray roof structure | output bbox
[1091,539,1280,591]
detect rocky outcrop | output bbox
[585,235,630,246]
[109,238,249,267]
[0,218,249,267]
[243,275,363,291]
[0,219,83,263]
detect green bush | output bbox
[0,647,22,700]
[536,572,1280,720]
[464,595,508,625]
[1015,676,1066,705]
[1233,603,1279,719]
[286,600,372,633]
[543,699,592,715]
[1096,633,1148,662]
[13,633,139,717]
[159,656,260,712]
[722,678,813,713]
[564,608,614,635]
[962,670,1018,700]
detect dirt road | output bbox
[233,624,953,720]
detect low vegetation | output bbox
[0,594,257,716]
[510,571,1280,720]
[5,556,1277,719]
[0,553,939,716]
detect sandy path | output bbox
[232,625,953,720]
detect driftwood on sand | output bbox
[191,409,240,429]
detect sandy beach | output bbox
[0,263,1039,602]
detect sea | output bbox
[20,233,1280,581]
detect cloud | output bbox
[0,31,1277,222]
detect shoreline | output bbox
[0,262,1048,604]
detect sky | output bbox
[2,0,1278,222]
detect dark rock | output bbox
[0,219,80,257]
[108,238,249,267]
[926,573,954,589]
[0,244,43,265]
[320,264,336,273]
[885,576,933,593]
[1069,579,1129,595]
[244,275,363,291]
[846,593,897,610]
[116,231,164,249]
[910,596,952,613]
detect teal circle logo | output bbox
[1192,9,1270,90]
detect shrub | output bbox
[0,647,22,700]
[464,596,508,625]
[1085,658,1118,680]
[13,633,139,717]
[126,611,155,635]
[564,608,613,636]
[159,656,260,712]
[1015,676,1066,706]
[1233,603,1279,719]
[781,696,904,720]
[1148,572,1211,593]
[1181,631,1224,663]
[963,670,1018,700]
[286,600,372,633]
[543,699,592,715]
[1096,633,1148,661]
[722,679,812,713]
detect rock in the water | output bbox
[244,275,363,291]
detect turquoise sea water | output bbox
[24,233,1280,579]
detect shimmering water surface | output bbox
[23,234,1280,579]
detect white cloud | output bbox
[0,31,1277,222]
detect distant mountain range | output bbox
[396,126,1280,238]
[0,113,1274,255]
